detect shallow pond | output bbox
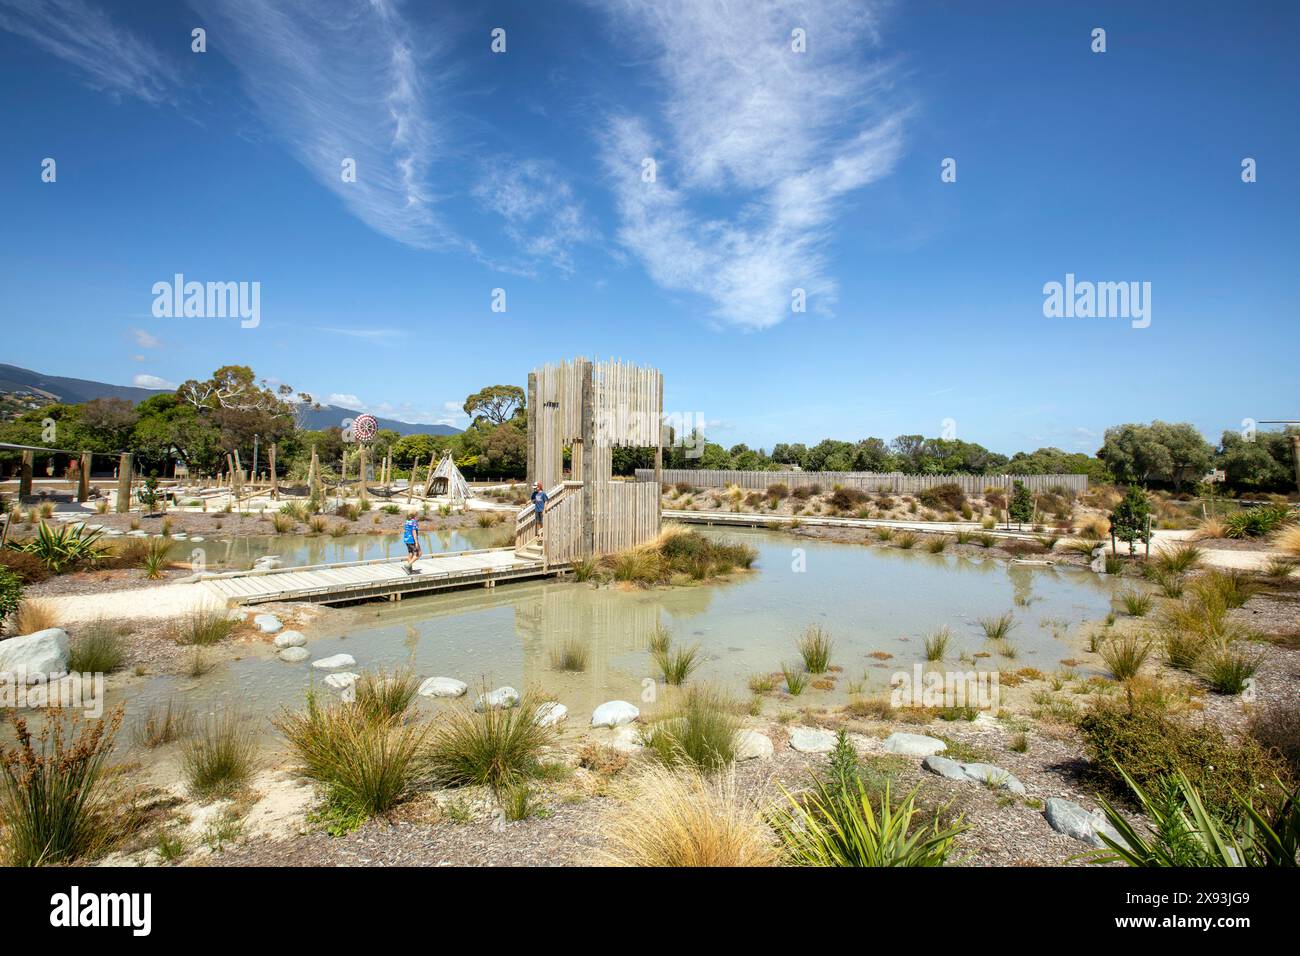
[165,527,508,571]
[128,528,1120,729]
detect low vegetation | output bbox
[426,689,556,791]
[182,712,257,800]
[642,685,739,772]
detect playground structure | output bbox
[517,357,664,564]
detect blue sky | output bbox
[1,0,1296,454]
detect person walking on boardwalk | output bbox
[402,511,422,574]
[531,481,548,538]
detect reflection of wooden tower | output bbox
[516,358,663,563]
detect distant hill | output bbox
[0,364,461,437]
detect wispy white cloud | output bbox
[133,373,177,389]
[315,326,407,343]
[189,0,453,250]
[473,159,597,275]
[132,328,161,348]
[0,0,180,104]
[592,0,905,329]
[328,393,364,410]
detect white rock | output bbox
[324,672,359,690]
[883,732,947,757]
[253,613,283,634]
[190,536,204,542]
[535,701,568,727]
[735,729,774,760]
[0,628,70,684]
[418,676,467,698]
[273,630,306,649]
[608,724,644,753]
[788,726,837,753]
[127,529,148,537]
[475,686,520,711]
[311,653,356,670]
[277,647,310,663]
[254,556,282,570]
[591,700,639,727]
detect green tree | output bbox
[1110,485,1153,555]
[1099,422,1213,490]
[1008,480,1034,527]
[463,385,525,426]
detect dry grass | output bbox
[1273,523,1300,559]
[1193,516,1228,540]
[13,598,58,634]
[599,764,777,867]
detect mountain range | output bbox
[0,364,461,436]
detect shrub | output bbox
[0,548,50,584]
[642,685,739,772]
[1078,701,1290,817]
[1224,505,1291,539]
[426,689,556,790]
[141,538,170,580]
[1248,701,1300,779]
[182,712,257,800]
[769,776,967,867]
[17,522,108,574]
[918,483,966,513]
[829,487,868,511]
[0,567,22,620]
[796,625,833,673]
[0,707,122,866]
[766,483,789,500]
[68,619,126,673]
[601,765,777,866]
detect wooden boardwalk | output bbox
[201,547,564,606]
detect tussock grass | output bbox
[277,693,430,822]
[1262,556,1295,580]
[978,612,1016,643]
[1161,629,1207,671]
[1099,635,1152,680]
[1190,568,1257,611]
[270,513,295,533]
[1119,590,1152,617]
[796,625,833,673]
[1201,646,1261,695]
[923,627,951,662]
[68,619,126,673]
[1192,517,1228,541]
[173,606,236,646]
[131,699,194,748]
[1155,543,1202,574]
[925,536,949,553]
[781,662,809,695]
[652,633,701,685]
[426,688,556,791]
[600,765,777,867]
[13,598,57,634]
[1274,523,1300,559]
[894,531,917,549]
[0,708,122,866]
[353,668,421,723]
[142,539,169,580]
[182,712,257,800]
[548,636,589,672]
[642,685,739,772]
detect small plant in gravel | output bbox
[652,636,702,685]
[642,685,739,772]
[426,688,555,791]
[1200,645,1261,695]
[174,606,236,646]
[549,636,589,672]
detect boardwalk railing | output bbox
[638,469,1088,495]
[515,480,582,561]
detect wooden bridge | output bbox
[200,547,566,606]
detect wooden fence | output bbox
[637,469,1089,495]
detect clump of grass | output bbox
[652,634,702,685]
[0,707,122,866]
[353,668,421,723]
[748,673,777,694]
[1155,543,1202,574]
[796,625,833,673]
[1119,590,1152,617]
[1099,635,1152,680]
[978,612,1016,643]
[1103,554,1124,575]
[131,699,194,748]
[1200,646,1261,695]
[549,636,589,672]
[13,598,57,634]
[782,662,809,695]
[571,556,598,581]
[642,685,739,772]
[185,647,213,678]
[894,531,917,550]
[270,513,295,533]
[922,627,951,662]
[1192,517,1228,541]
[874,527,895,542]
[277,693,431,823]
[601,764,777,866]
[1262,556,1295,580]
[426,688,556,791]
[68,619,126,673]
[174,606,236,646]
[975,532,996,548]
[1273,523,1300,559]
[328,523,349,537]
[925,536,948,553]
[1161,629,1207,671]
[308,515,328,534]
[181,712,257,800]
[1153,569,1186,598]
[1190,568,1257,610]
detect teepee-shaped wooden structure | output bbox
[427,451,472,500]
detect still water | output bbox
[134,528,1119,726]
[166,527,508,569]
